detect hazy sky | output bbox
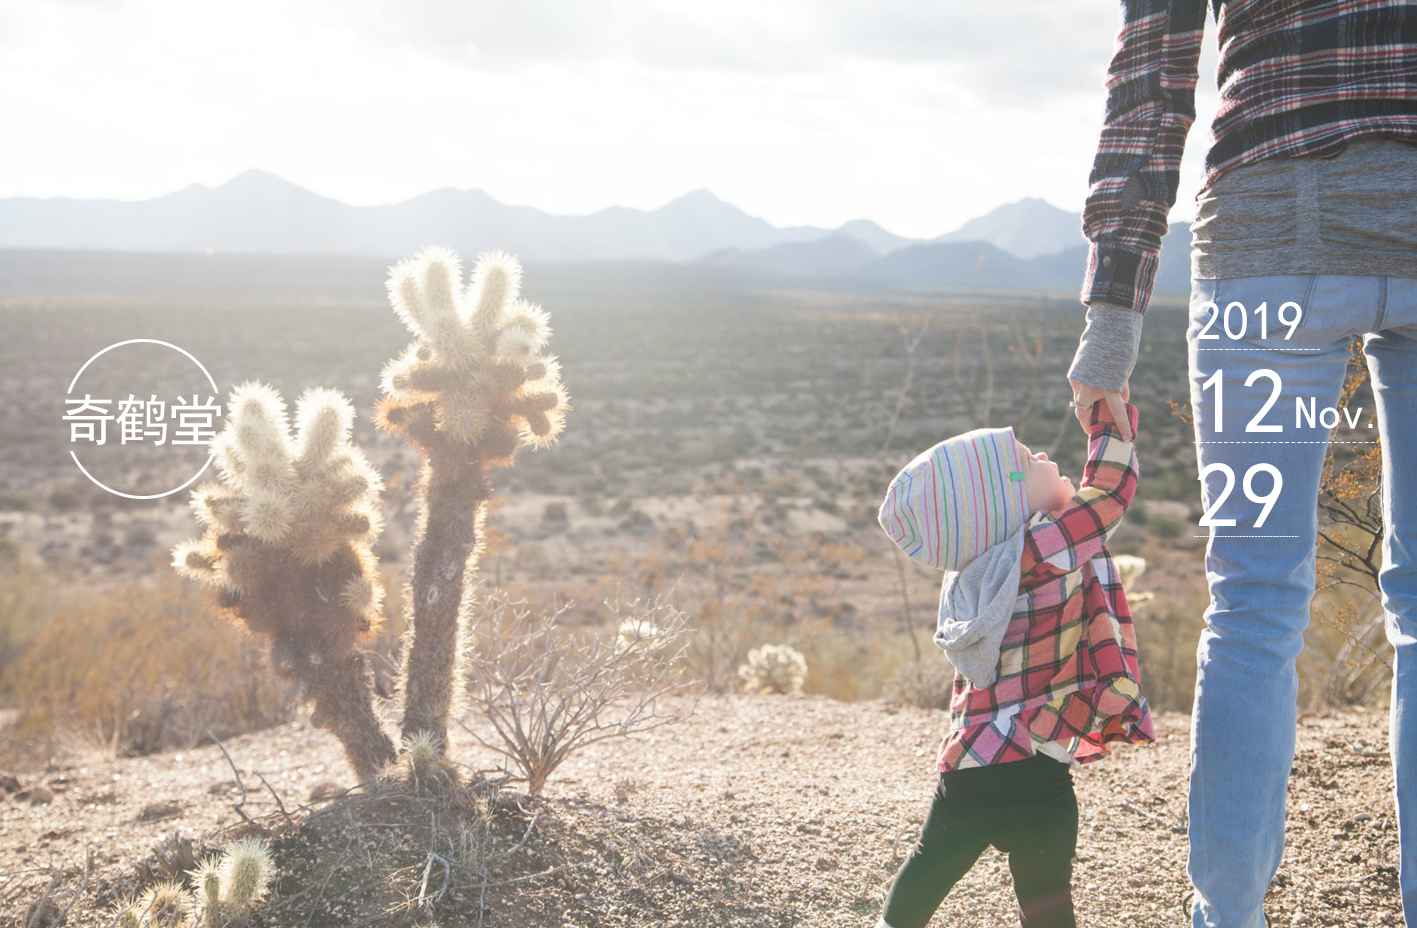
[0,0,1221,240]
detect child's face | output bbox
[1016,439,1074,515]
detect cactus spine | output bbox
[375,247,569,755]
[171,385,395,781]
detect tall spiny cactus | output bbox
[171,384,395,781]
[374,247,569,755]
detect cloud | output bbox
[332,0,1125,103]
[0,0,1220,237]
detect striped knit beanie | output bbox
[877,426,1030,572]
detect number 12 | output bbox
[1200,368,1283,433]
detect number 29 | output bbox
[1198,462,1283,528]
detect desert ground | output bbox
[1,698,1402,927]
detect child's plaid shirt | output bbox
[938,402,1155,772]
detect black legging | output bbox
[881,753,1079,928]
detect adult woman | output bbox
[1067,3,1417,926]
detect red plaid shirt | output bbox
[1083,0,1417,316]
[938,402,1155,772]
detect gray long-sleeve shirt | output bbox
[1070,136,1417,393]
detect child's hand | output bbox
[1069,379,1132,440]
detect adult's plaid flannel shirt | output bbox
[938,402,1155,772]
[1083,0,1417,317]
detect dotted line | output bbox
[1194,441,1380,444]
[1194,535,1301,538]
[1194,347,1323,351]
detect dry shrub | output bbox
[679,603,764,696]
[883,656,957,711]
[1304,588,1392,708]
[1,571,292,765]
[628,508,951,702]
[460,589,699,794]
[796,622,935,703]
[1130,585,1209,712]
[635,516,862,694]
[0,544,57,692]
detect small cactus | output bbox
[189,855,224,926]
[112,839,274,927]
[106,894,142,928]
[375,247,570,756]
[738,644,808,695]
[134,880,196,925]
[403,729,441,776]
[398,729,459,791]
[1112,554,1155,610]
[170,384,395,781]
[617,617,666,652]
[1113,554,1147,588]
[179,838,273,926]
[217,837,274,915]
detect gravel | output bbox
[0,695,1400,927]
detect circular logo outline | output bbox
[66,339,220,500]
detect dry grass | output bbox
[0,545,59,696]
[1,570,292,766]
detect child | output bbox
[874,399,1154,928]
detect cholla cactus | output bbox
[617,617,666,652]
[109,838,274,928]
[1113,554,1155,610]
[374,247,570,755]
[738,644,808,695]
[189,855,225,926]
[107,894,143,928]
[215,837,274,918]
[190,838,274,927]
[171,383,395,781]
[133,880,196,926]
[402,729,441,779]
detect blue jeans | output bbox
[1186,275,1417,928]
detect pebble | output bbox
[27,786,54,805]
[137,800,182,822]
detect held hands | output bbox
[1068,378,1133,441]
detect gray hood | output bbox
[932,526,1028,689]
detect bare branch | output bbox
[460,591,700,794]
[207,729,253,825]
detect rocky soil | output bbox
[0,696,1401,927]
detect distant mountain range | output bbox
[0,171,1191,294]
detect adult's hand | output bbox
[1069,378,1132,441]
